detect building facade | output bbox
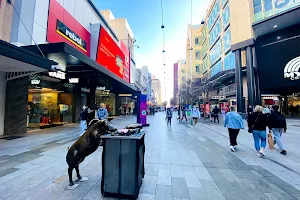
[0,0,138,135]
[152,75,162,105]
[140,66,152,102]
[177,59,187,88]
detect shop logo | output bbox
[116,56,124,75]
[284,56,300,80]
[49,70,66,80]
[141,110,147,115]
[274,0,290,9]
[56,20,87,52]
[31,80,40,85]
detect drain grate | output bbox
[0,136,24,140]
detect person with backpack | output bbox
[166,108,173,125]
[247,105,269,157]
[268,105,287,155]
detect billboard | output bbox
[120,41,130,83]
[96,27,129,82]
[47,0,90,56]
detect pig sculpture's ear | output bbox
[107,117,114,122]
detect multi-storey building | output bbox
[139,66,152,101]
[0,0,138,135]
[152,75,162,105]
[177,59,187,88]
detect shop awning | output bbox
[0,40,57,72]
[22,42,137,94]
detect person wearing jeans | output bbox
[224,106,244,152]
[247,105,268,157]
[268,105,287,155]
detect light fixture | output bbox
[163,50,165,53]
[273,25,278,28]
[161,24,165,29]
[277,36,281,40]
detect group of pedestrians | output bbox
[224,105,287,157]
[79,103,108,136]
[167,106,201,129]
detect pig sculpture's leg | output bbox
[75,165,82,180]
[68,167,74,186]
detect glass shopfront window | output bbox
[253,0,300,23]
[223,52,236,71]
[222,5,230,28]
[210,60,223,78]
[27,88,73,129]
[209,19,221,47]
[210,39,222,64]
[222,28,231,52]
[208,0,220,30]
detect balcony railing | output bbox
[219,83,236,96]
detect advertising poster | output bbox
[139,88,147,125]
[120,41,130,83]
[96,27,127,80]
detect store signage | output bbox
[212,96,225,100]
[56,20,87,52]
[139,93,147,125]
[96,27,129,81]
[47,0,90,56]
[274,0,290,9]
[49,71,66,79]
[119,94,132,97]
[81,87,90,93]
[96,86,106,90]
[69,78,79,83]
[31,80,40,85]
[120,41,130,82]
[284,56,300,80]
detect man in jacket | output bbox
[212,106,220,123]
[269,105,287,155]
[97,103,108,120]
[166,108,173,125]
[224,106,244,152]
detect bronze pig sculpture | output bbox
[66,118,116,186]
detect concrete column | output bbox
[0,72,6,136]
[235,49,244,113]
[254,70,261,105]
[4,76,29,135]
[246,46,255,108]
[73,84,81,123]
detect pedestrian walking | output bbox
[181,107,188,121]
[268,105,287,155]
[80,105,88,136]
[97,103,108,120]
[212,106,220,123]
[177,106,181,121]
[247,105,269,157]
[192,106,201,129]
[166,108,172,125]
[221,108,226,121]
[224,106,244,152]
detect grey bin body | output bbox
[101,130,145,199]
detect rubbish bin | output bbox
[100,130,145,199]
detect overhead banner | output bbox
[120,41,130,83]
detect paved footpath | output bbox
[0,113,300,200]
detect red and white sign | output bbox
[47,0,90,56]
[120,41,130,83]
[96,27,129,82]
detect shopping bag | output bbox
[268,132,274,150]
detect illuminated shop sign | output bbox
[69,78,79,83]
[284,56,300,80]
[49,71,66,80]
[31,80,40,85]
[211,96,225,100]
[56,20,87,52]
[81,87,90,93]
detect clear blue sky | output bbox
[94,0,206,102]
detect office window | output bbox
[264,0,273,12]
[196,65,200,73]
[210,39,222,64]
[222,28,231,52]
[195,37,200,46]
[208,0,220,30]
[210,60,223,78]
[195,51,200,60]
[222,0,228,7]
[224,52,236,71]
[222,5,230,28]
[209,19,221,46]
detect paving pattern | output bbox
[0,114,300,200]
